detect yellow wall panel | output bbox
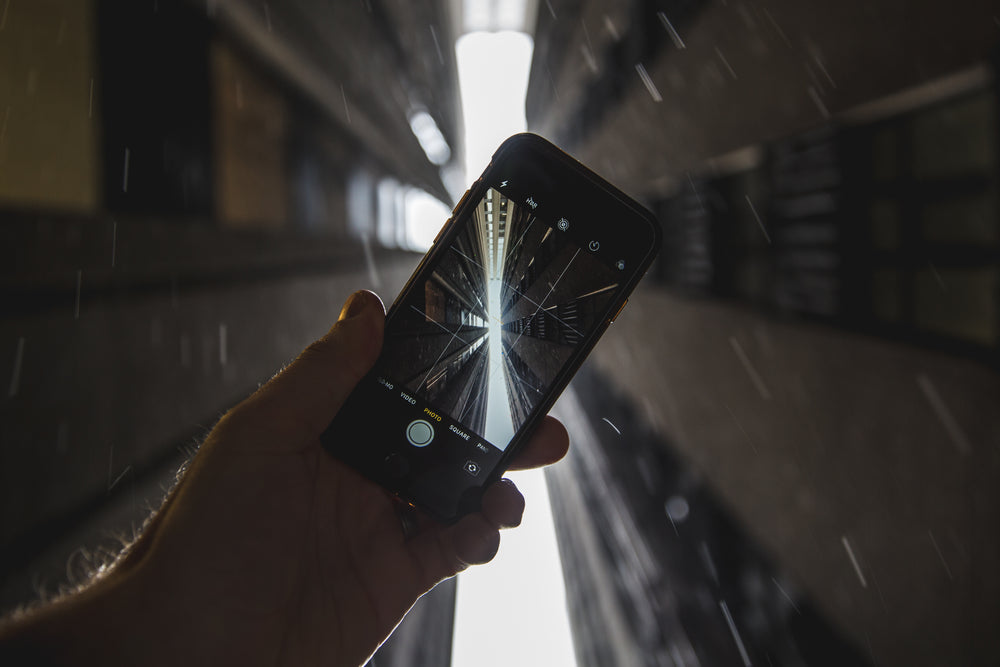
[212,41,289,230]
[0,0,99,212]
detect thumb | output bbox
[224,290,385,450]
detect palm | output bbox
[142,436,441,666]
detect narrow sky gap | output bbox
[451,30,577,667]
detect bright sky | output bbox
[484,277,516,447]
[450,30,578,667]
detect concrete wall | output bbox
[590,286,1000,665]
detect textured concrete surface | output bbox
[586,285,1000,666]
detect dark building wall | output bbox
[583,286,999,666]
[530,0,1000,200]
[526,1,1000,665]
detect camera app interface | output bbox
[376,186,620,452]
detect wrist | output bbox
[0,563,151,666]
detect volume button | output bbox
[433,220,451,245]
[435,187,474,245]
[609,299,628,323]
[453,188,473,215]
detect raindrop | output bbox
[219,323,228,366]
[665,495,690,523]
[807,85,830,119]
[928,262,947,292]
[723,402,759,454]
[763,8,792,47]
[916,373,972,455]
[122,147,130,193]
[813,52,836,88]
[429,24,444,65]
[8,336,25,397]
[719,600,752,666]
[74,269,82,319]
[600,416,621,435]
[657,12,686,49]
[729,336,772,400]
[745,195,772,245]
[841,535,868,588]
[928,529,954,580]
[715,47,737,79]
[771,576,801,614]
[603,15,619,41]
[340,84,351,124]
[635,63,662,102]
[699,541,720,584]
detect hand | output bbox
[0,290,569,667]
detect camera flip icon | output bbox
[463,460,481,476]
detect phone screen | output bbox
[323,135,658,520]
[378,186,620,453]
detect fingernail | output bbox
[339,290,382,321]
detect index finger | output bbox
[505,416,569,471]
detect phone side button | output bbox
[610,299,628,324]
[452,188,473,215]
[433,221,451,245]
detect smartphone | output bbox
[321,133,661,522]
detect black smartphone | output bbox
[321,133,661,522]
